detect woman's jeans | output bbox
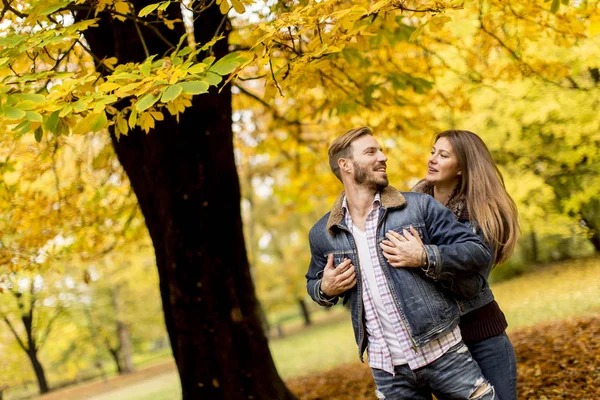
[371,342,496,399]
[466,333,517,400]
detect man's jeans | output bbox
[466,333,517,400]
[371,342,496,399]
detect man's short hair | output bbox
[328,126,373,181]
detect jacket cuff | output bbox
[422,244,442,280]
[314,279,338,307]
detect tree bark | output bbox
[582,218,600,252]
[110,287,135,374]
[27,350,49,394]
[298,298,312,326]
[80,3,296,399]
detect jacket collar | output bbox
[326,186,407,235]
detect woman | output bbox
[382,130,520,400]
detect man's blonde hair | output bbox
[328,127,373,181]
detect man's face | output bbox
[348,135,389,190]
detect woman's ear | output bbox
[457,170,462,176]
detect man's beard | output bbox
[353,161,389,191]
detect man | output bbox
[306,127,495,399]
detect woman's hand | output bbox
[380,226,426,268]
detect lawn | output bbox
[31,256,600,400]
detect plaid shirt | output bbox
[343,194,461,374]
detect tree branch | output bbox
[2,316,28,352]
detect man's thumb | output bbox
[325,254,334,269]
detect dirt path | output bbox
[36,360,176,400]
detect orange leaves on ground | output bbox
[287,316,600,399]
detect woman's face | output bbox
[426,137,461,187]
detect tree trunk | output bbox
[116,321,135,374]
[107,347,123,374]
[27,351,49,394]
[529,230,538,262]
[111,287,135,374]
[80,3,296,399]
[584,222,600,252]
[298,298,312,326]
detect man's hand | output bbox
[380,226,425,268]
[320,254,357,296]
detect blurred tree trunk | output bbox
[298,299,312,326]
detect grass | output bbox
[269,311,358,378]
[30,256,600,400]
[494,256,600,330]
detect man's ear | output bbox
[339,158,352,174]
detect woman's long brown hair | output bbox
[436,130,520,264]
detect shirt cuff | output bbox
[315,279,338,307]
[422,244,442,280]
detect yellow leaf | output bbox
[104,57,118,69]
[263,84,276,103]
[589,16,600,37]
[99,82,121,92]
[219,0,229,14]
[230,0,245,14]
[150,111,164,121]
[429,15,451,32]
[114,1,130,21]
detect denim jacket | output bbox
[306,187,492,361]
[410,179,495,315]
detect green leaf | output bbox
[202,56,216,67]
[34,126,43,142]
[209,52,245,75]
[45,111,59,132]
[138,3,161,17]
[179,81,209,95]
[72,100,88,113]
[140,60,152,77]
[128,108,138,128]
[177,47,193,57]
[14,93,45,103]
[187,63,208,75]
[136,93,159,112]
[2,106,26,119]
[172,33,189,60]
[161,84,183,102]
[158,1,170,11]
[25,111,43,122]
[39,0,73,16]
[111,72,140,80]
[15,101,37,111]
[89,112,108,132]
[73,112,107,134]
[551,0,560,13]
[204,72,222,86]
[561,0,569,4]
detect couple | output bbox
[306,127,519,400]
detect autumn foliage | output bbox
[287,316,600,400]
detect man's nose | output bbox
[378,151,388,162]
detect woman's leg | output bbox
[465,333,517,400]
